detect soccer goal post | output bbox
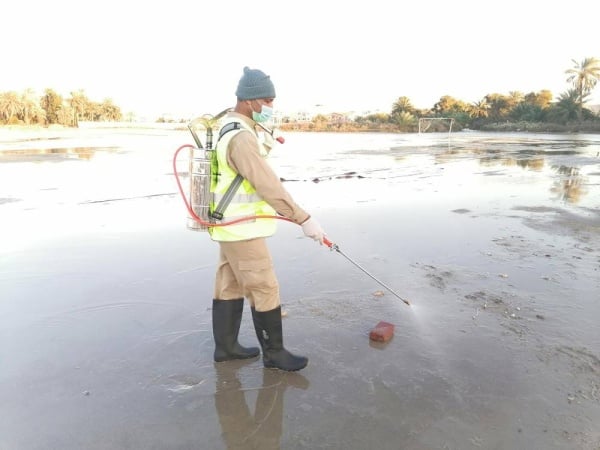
[418,117,455,134]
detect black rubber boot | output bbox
[212,299,260,362]
[251,306,308,372]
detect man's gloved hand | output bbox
[262,131,275,150]
[301,217,325,245]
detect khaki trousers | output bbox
[214,238,280,312]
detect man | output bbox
[209,66,325,372]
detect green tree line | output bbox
[0,88,122,126]
[2,58,599,131]
[282,57,600,133]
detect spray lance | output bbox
[173,113,411,307]
[323,237,411,306]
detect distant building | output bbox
[276,110,312,124]
[276,109,367,124]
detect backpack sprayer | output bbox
[171,108,288,232]
[171,110,411,307]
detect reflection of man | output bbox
[214,361,309,449]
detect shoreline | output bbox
[3,119,600,144]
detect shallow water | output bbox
[1,129,599,449]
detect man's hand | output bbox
[262,131,275,150]
[301,217,325,245]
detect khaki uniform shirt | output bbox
[224,113,310,225]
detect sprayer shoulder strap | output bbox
[211,121,246,220]
[218,121,242,140]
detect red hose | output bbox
[172,144,295,228]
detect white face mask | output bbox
[252,104,274,123]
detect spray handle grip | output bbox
[256,123,285,144]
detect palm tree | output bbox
[69,90,90,123]
[20,88,38,125]
[510,103,545,122]
[547,89,580,124]
[392,111,417,130]
[433,95,469,116]
[0,91,22,123]
[484,93,512,121]
[565,57,600,120]
[98,99,122,121]
[40,89,63,124]
[469,99,490,118]
[507,91,525,110]
[391,96,415,115]
[57,106,75,126]
[524,90,553,109]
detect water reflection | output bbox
[0,146,118,162]
[551,165,587,203]
[515,158,544,170]
[475,156,588,203]
[478,156,545,171]
[214,362,309,449]
[426,138,593,204]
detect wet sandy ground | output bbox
[1,129,599,449]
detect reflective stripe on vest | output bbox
[208,119,277,242]
[212,192,263,204]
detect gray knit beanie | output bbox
[235,66,276,100]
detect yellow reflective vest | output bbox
[208,119,277,242]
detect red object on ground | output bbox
[369,321,395,342]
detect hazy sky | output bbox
[4,0,599,118]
